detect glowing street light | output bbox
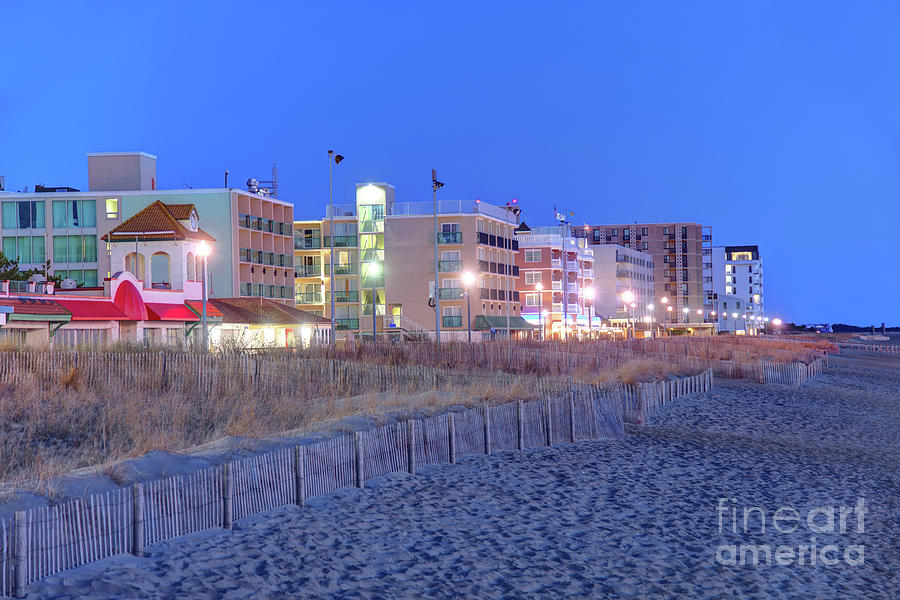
[196,241,211,351]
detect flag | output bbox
[553,204,566,223]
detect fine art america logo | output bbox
[715,498,866,566]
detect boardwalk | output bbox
[27,352,900,599]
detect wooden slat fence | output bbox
[759,357,827,388]
[838,342,900,354]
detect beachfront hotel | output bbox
[514,223,596,338]
[590,244,655,331]
[294,183,529,340]
[711,245,765,334]
[573,222,713,325]
[0,152,295,305]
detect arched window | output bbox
[150,252,171,289]
[125,252,145,282]
[186,252,195,281]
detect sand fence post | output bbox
[294,445,306,507]
[222,463,233,530]
[545,397,553,446]
[131,483,144,557]
[448,413,457,464]
[407,420,416,474]
[354,431,364,488]
[14,511,27,598]
[483,405,492,455]
[568,392,576,443]
[516,400,525,450]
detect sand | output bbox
[26,350,900,599]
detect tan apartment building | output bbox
[514,224,595,339]
[590,245,655,329]
[574,222,712,324]
[298,183,527,340]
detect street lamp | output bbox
[583,287,594,338]
[196,240,211,351]
[535,281,544,341]
[462,271,476,343]
[432,170,444,348]
[772,317,782,335]
[327,150,344,348]
[368,262,381,342]
[621,290,634,338]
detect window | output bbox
[441,223,459,233]
[53,236,67,262]
[663,227,670,235]
[83,236,97,262]
[641,227,648,236]
[623,229,630,241]
[525,293,540,306]
[524,249,541,262]
[611,228,618,237]
[105,198,119,219]
[524,271,541,285]
[1,201,44,229]
[641,242,648,250]
[593,229,601,242]
[681,226,687,237]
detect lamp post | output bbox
[462,271,475,343]
[772,317,782,336]
[620,290,634,339]
[196,241,211,351]
[535,281,544,341]
[327,150,344,348]
[432,170,444,348]
[583,287,594,339]
[647,303,654,337]
[630,302,637,337]
[369,262,380,342]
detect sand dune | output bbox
[28,351,900,599]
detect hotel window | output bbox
[524,271,541,285]
[611,228,618,237]
[441,223,459,233]
[623,229,630,241]
[641,227,648,236]
[681,226,687,237]
[105,198,119,219]
[525,293,540,306]
[524,249,541,262]
[592,229,601,242]
[1,201,45,229]
[641,242,648,250]
[663,227,670,235]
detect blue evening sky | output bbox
[1,1,898,325]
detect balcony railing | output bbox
[295,292,323,304]
[335,318,359,330]
[438,288,463,300]
[437,231,463,244]
[324,263,358,276]
[442,315,463,328]
[326,290,359,303]
[294,237,321,249]
[296,265,321,277]
[438,260,463,272]
[550,258,561,268]
[323,235,358,248]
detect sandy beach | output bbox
[26,350,900,599]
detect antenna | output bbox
[256,162,278,198]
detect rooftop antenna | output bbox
[256,162,278,198]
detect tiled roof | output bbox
[0,297,71,317]
[102,201,215,243]
[209,298,329,326]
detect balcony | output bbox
[326,290,359,303]
[324,263,358,276]
[296,265,321,277]
[480,288,490,299]
[438,287,463,300]
[294,237,321,250]
[478,259,490,272]
[551,258,562,268]
[323,235,358,248]
[335,318,359,330]
[442,315,463,328]
[437,231,463,244]
[295,292,323,304]
[551,281,562,290]
[438,260,463,272]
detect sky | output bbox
[1,1,898,325]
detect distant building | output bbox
[711,245,765,334]
[514,224,595,338]
[590,244,654,327]
[574,222,713,324]
[208,297,330,347]
[0,152,295,304]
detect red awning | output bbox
[185,300,224,319]
[53,299,130,321]
[145,302,200,322]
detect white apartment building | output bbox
[591,244,655,325]
[711,245,764,333]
